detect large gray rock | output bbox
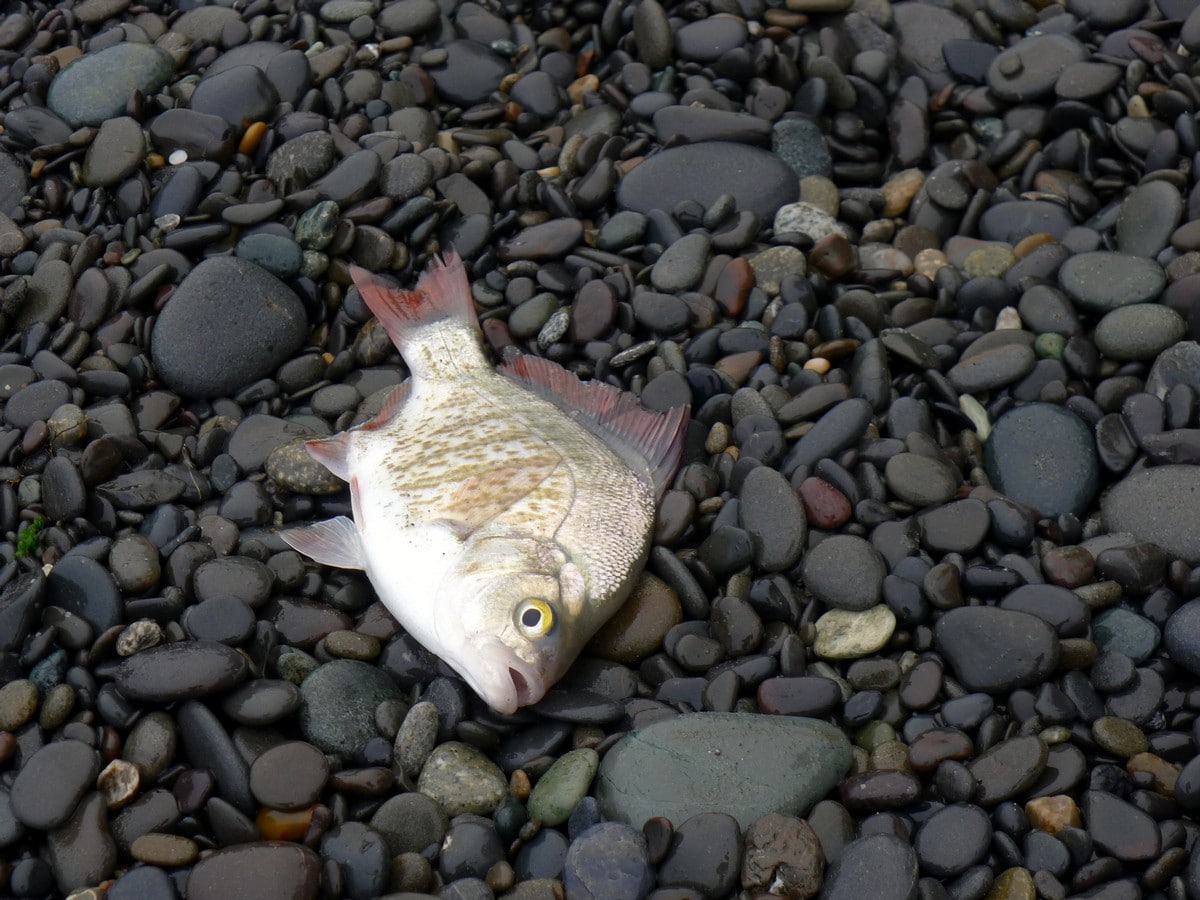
[595,712,851,829]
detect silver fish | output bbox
[281,251,689,714]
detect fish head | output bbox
[432,534,594,714]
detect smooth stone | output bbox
[586,572,683,663]
[47,554,122,634]
[187,843,320,900]
[1093,304,1186,361]
[320,822,389,898]
[47,43,175,127]
[657,812,742,897]
[913,803,992,877]
[595,712,851,829]
[814,606,897,659]
[738,466,807,572]
[1057,252,1166,312]
[891,3,974,90]
[249,741,329,810]
[1093,608,1158,664]
[379,0,440,34]
[177,700,254,815]
[45,792,117,893]
[802,535,886,611]
[1117,180,1183,257]
[885,452,960,506]
[674,15,747,62]
[222,679,301,726]
[820,834,918,900]
[979,201,1075,243]
[151,257,307,399]
[984,403,1100,518]
[498,219,583,261]
[947,342,1035,393]
[299,659,403,756]
[527,748,599,827]
[1146,341,1200,399]
[428,40,509,105]
[916,499,991,554]
[934,607,1060,692]
[11,739,99,830]
[987,33,1088,102]
[771,117,833,180]
[417,742,507,816]
[968,736,1048,804]
[115,641,248,702]
[1164,599,1200,676]
[191,65,278,130]
[1101,465,1200,563]
[617,142,799,223]
[563,822,654,900]
[1080,790,1161,861]
[82,117,145,187]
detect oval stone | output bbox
[115,641,248,702]
[984,403,1099,518]
[934,607,1060,693]
[1101,465,1200,564]
[595,712,851,829]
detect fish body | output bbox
[282,252,688,713]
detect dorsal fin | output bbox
[350,250,477,349]
[501,354,689,500]
[353,381,413,433]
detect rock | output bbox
[47,43,175,127]
[595,712,851,829]
[1101,465,1200,563]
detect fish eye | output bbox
[516,599,555,638]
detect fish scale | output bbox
[282,251,688,714]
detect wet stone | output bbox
[913,803,992,877]
[596,712,851,829]
[1057,252,1166,313]
[47,43,175,127]
[11,739,99,830]
[968,736,1049,805]
[417,741,507,816]
[985,403,1100,518]
[1081,790,1161,861]
[82,117,145,188]
[1093,608,1158,664]
[1094,304,1186,361]
[528,748,599,827]
[1102,465,1200,564]
[814,606,897,659]
[321,822,389,898]
[987,33,1088,102]
[934,607,1060,693]
[738,466,806,572]
[820,833,918,900]
[429,40,510,105]
[151,257,307,399]
[658,812,742,897]
[298,659,403,756]
[1117,180,1183,258]
[802,534,885,612]
[187,843,320,900]
[617,142,799,223]
[115,640,248,702]
[47,554,121,634]
[916,499,991,554]
[249,741,329,810]
[370,792,448,856]
[46,792,117,893]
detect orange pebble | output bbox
[238,121,269,156]
[256,805,315,841]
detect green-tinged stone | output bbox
[298,659,402,756]
[596,712,851,830]
[1092,607,1159,664]
[1035,332,1066,360]
[47,43,175,127]
[527,749,599,827]
[855,721,896,752]
[0,679,38,731]
[276,648,320,684]
[814,605,896,659]
[985,867,1036,900]
[416,742,507,817]
[295,200,340,250]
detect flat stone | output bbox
[934,606,1060,693]
[417,741,508,816]
[299,659,403,756]
[151,257,307,399]
[987,33,1088,102]
[187,843,320,900]
[1117,180,1183,258]
[115,641,248,702]
[595,712,851,829]
[617,142,799,223]
[820,834,919,900]
[1093,303,1186,361]
[1057,251,1166,313]
[814,606,897,659]
[47,43,175,127]
[1101,465,1200,564]
[985,403,1100,518]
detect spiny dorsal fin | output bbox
[353,381,413,433]
[350,250,477,349]
[279,516,365,569]
[501,354,689,501]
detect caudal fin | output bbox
[350,249,478,349]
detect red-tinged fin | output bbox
[350,250,477,349]
[501,354,690,501]
[353,381,412,433]
[304,433,353,481]
[279,516,365,569]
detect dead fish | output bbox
[281,251,689,714]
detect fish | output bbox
[280,250,689,714]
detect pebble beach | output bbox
[2,0,1200,897]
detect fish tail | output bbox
[351,249,489,377]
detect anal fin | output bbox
[279,516,366,569]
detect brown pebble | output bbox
[907,727,974,773]
[1025,795,1081,833]
[510,769,531,801]
[329,767,395,795]
[98,759,140,809]
[486,860,516,893]
[798,476,852,529]
[1126,751,1179,797]
[130,832,199,866]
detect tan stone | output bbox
[1025,794,1081,833]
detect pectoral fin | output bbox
[435,459,560,536]
[279,516,365,569]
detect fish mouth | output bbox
[509,668,538,707]
[462,643,545,714]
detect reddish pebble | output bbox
[713,256,752,316]
[798,477,851,528]
[1042,545,1095,588]
[570,279,617,342]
